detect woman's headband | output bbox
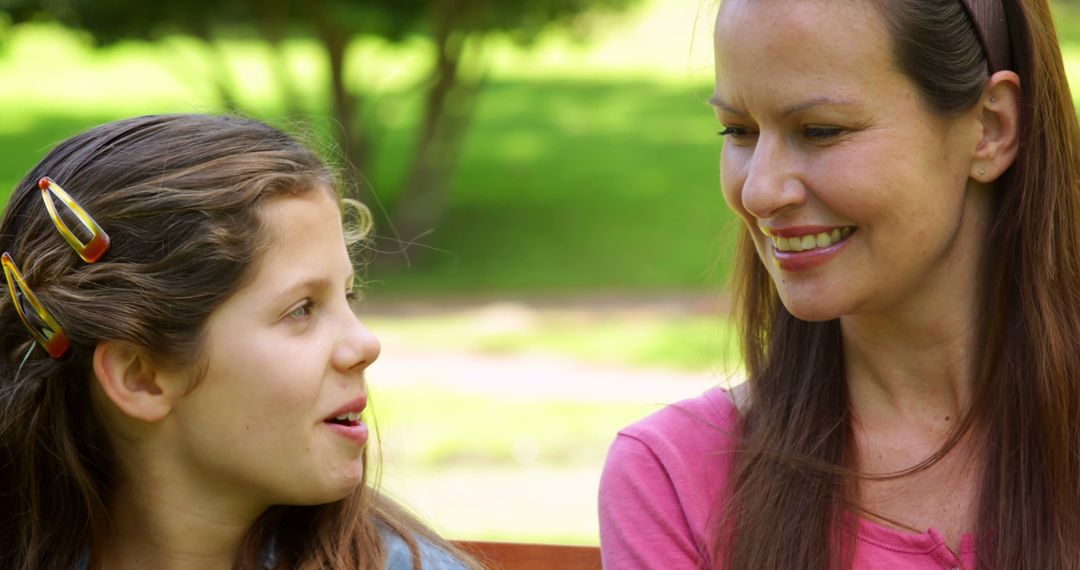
[960,0,1013,73]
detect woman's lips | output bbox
[764,226,856,272]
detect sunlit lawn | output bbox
[5,0,1080,545]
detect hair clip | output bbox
[38,177,110,263]
[2,252,70,358]
[2,177,110,358]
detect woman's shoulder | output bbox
[617,385,742,451]
[382,529,471,570]
[598,385,744,568]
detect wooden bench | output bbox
[453,541,602,570]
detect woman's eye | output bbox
[718,126,752,139]
[803,126,844,140]
[287,300,314,320]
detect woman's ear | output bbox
[92,341,179,422]
[971,70,1021,182]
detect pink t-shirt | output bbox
[598,387,977,569]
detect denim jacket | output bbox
[74,529,469,570]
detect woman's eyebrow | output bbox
[709,95,748,116]
[709,95,860,117]
[779,96,860,117]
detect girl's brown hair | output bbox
[717,0,1080,567]
[0,114,473,569]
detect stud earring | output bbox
[990,96,997,103]
[978,168,986,177]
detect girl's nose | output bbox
[334,315,381,374]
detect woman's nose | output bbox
[736,135,807,220]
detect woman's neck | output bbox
[842,301,979,432]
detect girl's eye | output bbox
[804,126,844,140]
[288,300,314,320]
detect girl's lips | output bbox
[324,420,369,446]
[324,395,367,421]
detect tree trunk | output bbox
[191,22,240,112]
[311,0,374,205]
[251,0,304,117]
[385,1,483,265]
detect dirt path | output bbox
[365,292,736,403]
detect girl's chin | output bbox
[284,483,361,507]
[277,468,364,506]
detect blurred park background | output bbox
[4,0,1080,546]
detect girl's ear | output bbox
[92,341,180,422]
[971,70,1021,182]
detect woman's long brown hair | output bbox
[716,0,1080,567]
[0,114,477,569]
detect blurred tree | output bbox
[0,0,640,262]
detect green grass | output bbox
[371,386,657,467]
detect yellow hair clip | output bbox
[2,252,70,358]
[2,177,110,358]
[38,177,110,263]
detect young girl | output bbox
[601,0,1080,568]
[0,114,475,569]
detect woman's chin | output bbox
[777,295,847,323]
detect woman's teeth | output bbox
[772,227,853,252]
[333,412,362,422]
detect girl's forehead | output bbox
[244,193,349,285]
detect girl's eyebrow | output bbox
[275,272,356,300]
[709,95,861,117]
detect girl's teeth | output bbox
[770,228,853,253]
[334,412,362,422]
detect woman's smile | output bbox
[761,225,856,271]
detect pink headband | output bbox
[960,0,1013,73]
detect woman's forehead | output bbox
[715,0,887,60]
[713,0,897,109]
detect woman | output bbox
[600,0,1080,567]
[0,114,476,570]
